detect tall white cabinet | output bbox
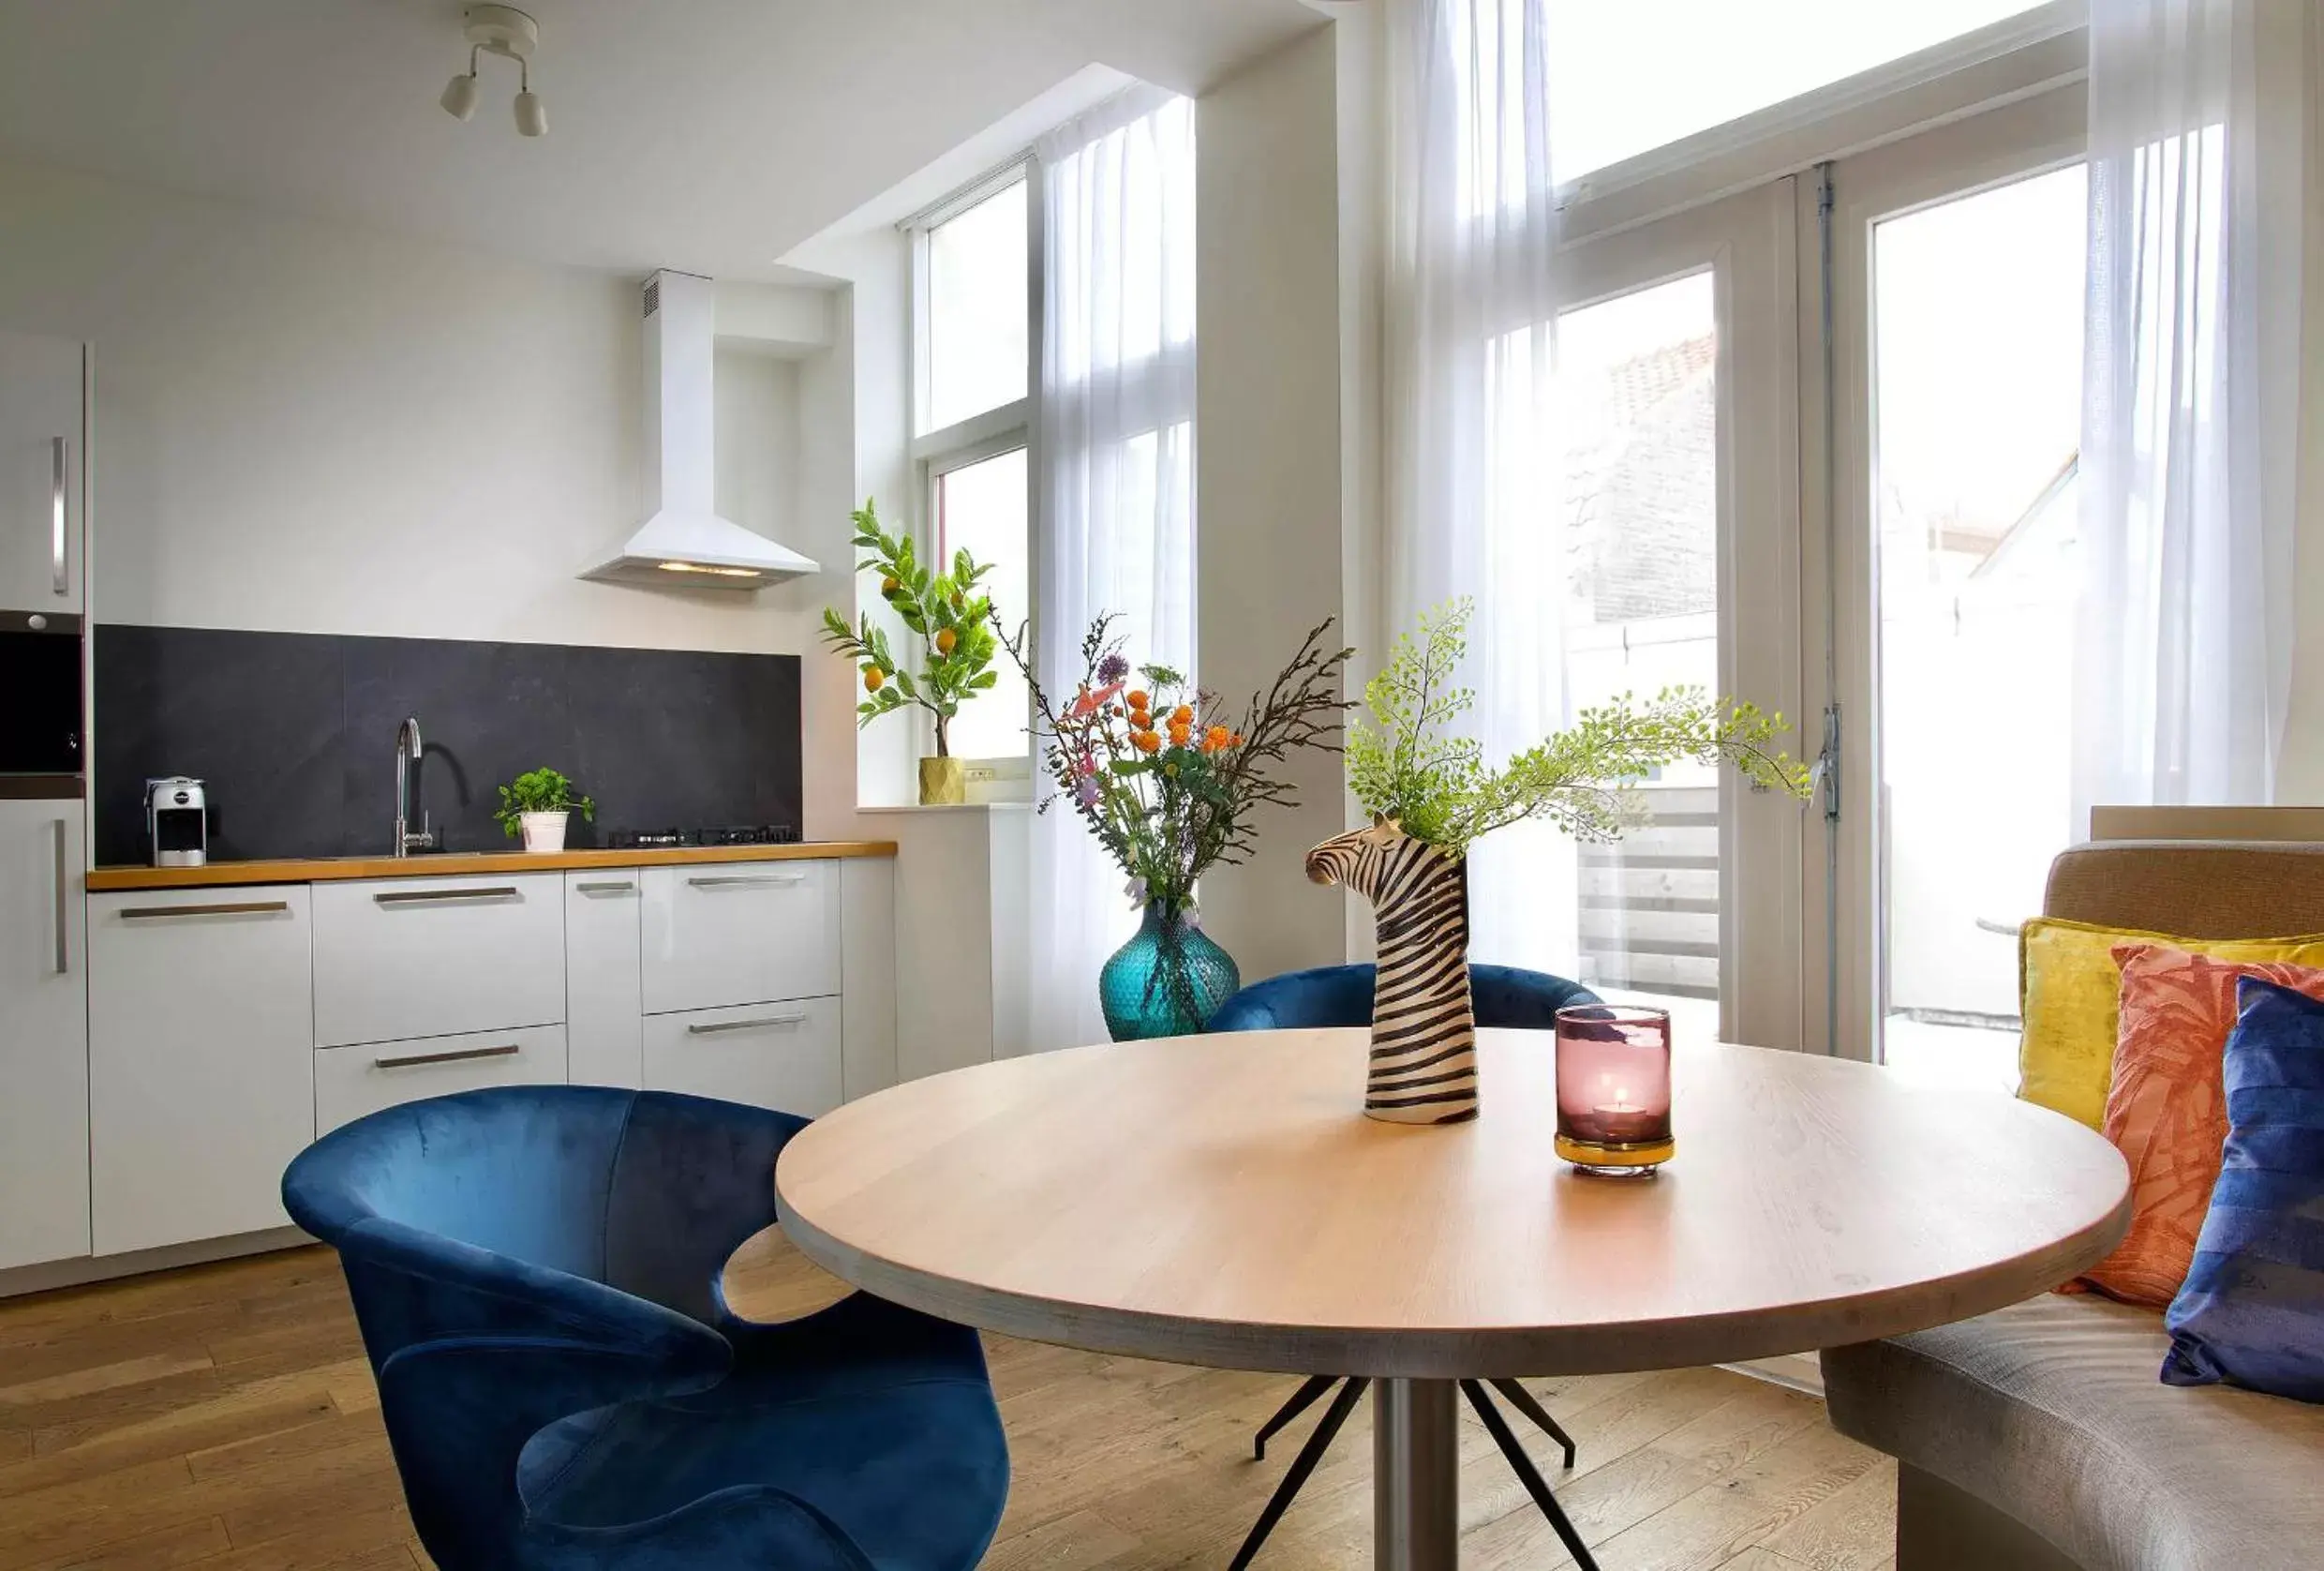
[0,802,88,1270]
[0,330,84,614]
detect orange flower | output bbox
[1201,725,1230,753]
[1229,732,1244,747]
[1125,689,1151,711]
[1170,704,1194,725]
[1132,729,1162,754]
[1168,722,1192,748]
[1129,708,1151,730]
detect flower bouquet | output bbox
[1006,615,1352,1038]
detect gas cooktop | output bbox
[603,825,800,850]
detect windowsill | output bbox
[856,802,1035,815]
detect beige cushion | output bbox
[2045,841,2324,937]
[1822,1294,2324,1570]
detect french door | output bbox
[1810,81,2088,1071]
[1527,182,1808,1053]
[1528,73,2087,1067]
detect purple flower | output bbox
[1096,652,1130,685]
[1076,777,1101,807]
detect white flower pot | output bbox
[519,811,569,853]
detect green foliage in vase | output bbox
[819,500,1001,758]
[1347,598,1811,859]
[493,767,595,839]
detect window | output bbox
[911,169,1036,778]
[1546,1,2055,184]
[931,446,1031,761]
[922,179,1029,436]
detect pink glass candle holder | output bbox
[1554,1005,1674,1176]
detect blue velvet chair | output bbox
[1208,962,1603,1571]
[282,1085,1009,1571]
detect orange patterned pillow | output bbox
[2075,943,2324,1306]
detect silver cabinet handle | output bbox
[686,1012,808,1035]
[573,879,634,894]
[51,819,68,974]
[50,437,67,597]
[687,874,805,889]
[373,1041,522,1070]
[373,886,521,905]
[119,900,290,920]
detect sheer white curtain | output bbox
[1382,0,1577,969]
[1024,89,1197,1053]
[2075,0,2313,821]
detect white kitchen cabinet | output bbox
[640,859,839,1015]
[0,331,84,614]
[0,800,88,1270]
[88,887,314,1255]
[313,873,563,1048]
[565,872,642,1087]
[315,1024,569,1135]
[641,997,842,1118]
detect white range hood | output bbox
[582,269,818,590]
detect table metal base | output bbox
[1374,1378,1459,1571]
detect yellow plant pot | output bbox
[918,756,967,806]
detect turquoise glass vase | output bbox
[1099,902,1241,1040]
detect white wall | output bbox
[1196,27,1350,982]
[0,154,864,664]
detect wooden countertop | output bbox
[84,841,897,892]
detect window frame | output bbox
[906,157,1043,797]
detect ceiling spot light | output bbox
[439,51,481,121]
[439,6,544,138]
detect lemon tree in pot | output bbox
[820,501,1002,805]
[495,767,594,854]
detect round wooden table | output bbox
[774,1030,2130,1571]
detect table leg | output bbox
[1374,1378,1458,1571]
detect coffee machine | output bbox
[145,777,207,867]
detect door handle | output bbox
[573,879,635,894]
[686,1012,809,1035]
[686,875,805,889]
[373,1041,523,1070]
[118,900,290,920]
[51,437,67,597]
[373,886,521,905]
[51,818,68,974]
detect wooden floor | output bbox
[0,1232,1896,1570]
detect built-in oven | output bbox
[0,609,83,790]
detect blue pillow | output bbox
[2160,975,2324,1401]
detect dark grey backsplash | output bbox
[93,626,801,865]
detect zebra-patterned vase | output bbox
[1304,819,1479,1125]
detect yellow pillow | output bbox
[2018,918,2324,1129]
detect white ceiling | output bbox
[0,0,1324,281]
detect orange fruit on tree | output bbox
[863,666,885,693]
[934,627,958,655]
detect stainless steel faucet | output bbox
[394,716,438,857]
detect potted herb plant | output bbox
[495,767,594,854]
[1006,614,1352,1040]
[820,501,1003,805]
[1313,598,1810,1123]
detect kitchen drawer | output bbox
[89,887,315,1255]
[642,997,842,1118]
[316,1024,569,1135]
[566,871,642,1087]
[640,860,839,1015]
[313,873,563,1048]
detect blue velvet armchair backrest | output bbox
[281,1086,806,1568]
[1205,962,1599,1032]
